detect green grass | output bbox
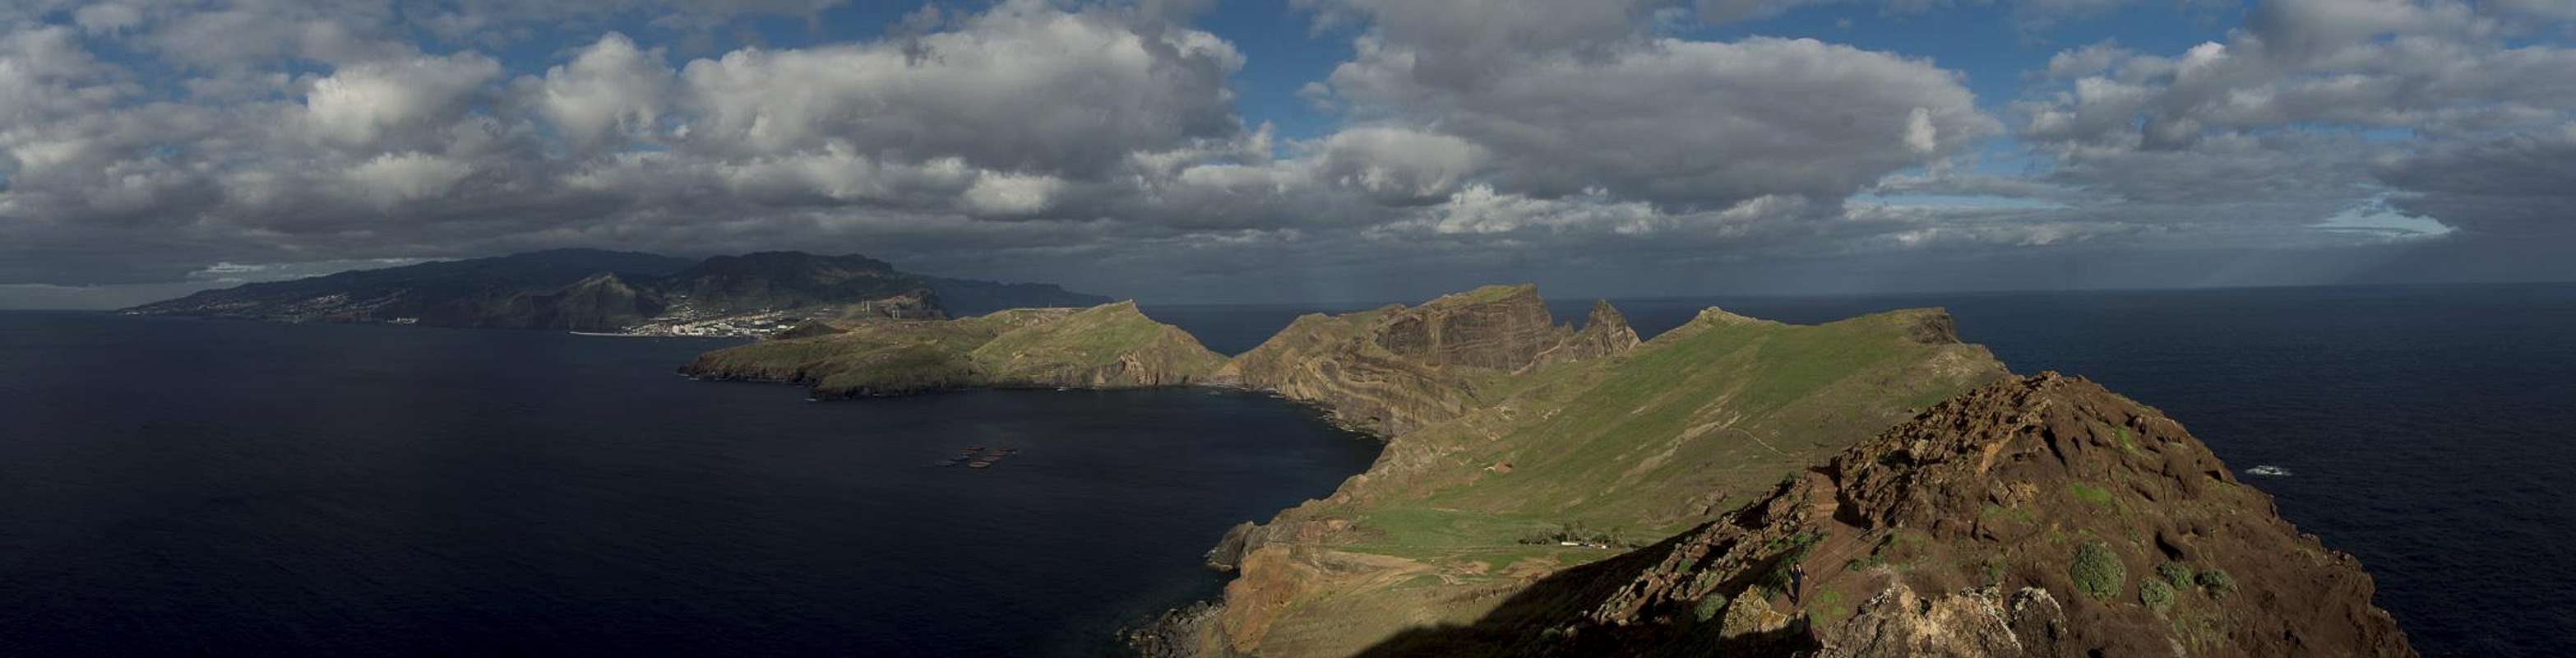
[1419,308,2002,524]
[2070,482,2118,509]
[1805,589,1849,628]
[1982,503,2037,526]
[970,303,1223,381]
[2100,422,2144,454]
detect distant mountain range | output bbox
[123,249,1112,334]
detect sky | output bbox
[2,0,2573,308]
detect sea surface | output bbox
[1162,282,2576,656]
[3,282,2570,656]
[0,313,1380,656]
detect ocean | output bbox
[2,282,2569,655]
[0,313,1380,656]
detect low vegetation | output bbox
[2158,561,2194,587]
[2140,577,2176,610]
[2071,542,2127,600]
[1513,521,1631,547]
[2199,568,2238,597]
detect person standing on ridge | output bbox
[1789,563,1807,605]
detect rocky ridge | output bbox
[1341,373,2412,657]
[1187,289,2006,657]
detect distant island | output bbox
[678,285,2414,656]
[122,249,1111,337]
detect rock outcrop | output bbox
[1811,584,2073,658]
[1214,285,1628,437]
[1387,373,2414,657]
[1527,299,1642,369]
[680,300,1224,397]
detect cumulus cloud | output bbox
[303,53,502,146]
[346,152,475,207]
[2378,123,2576,237]
[528,33,670,151]
[6,0,2576,308]
[2005,0,2576,243]
[670,2,1244,174]
[1318,32,1996,209]
[0,0,1264,290]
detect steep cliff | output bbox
[1214,285,1628,437]
[1346,373,2412,657]
[680,300,1223,396]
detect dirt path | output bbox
[1771,470,1885,614]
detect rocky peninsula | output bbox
[681,301,1224,396]
[676,285,2414,657]
[125,249,1110,336]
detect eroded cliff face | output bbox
[1367,285,1570,369]
[679,300,1223,396]
[1215,285,1630,437]
[1528,300,1643,369]
[1363,373,2411,657]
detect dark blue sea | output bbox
[4,282,2570,656]
[0,315,1380,656]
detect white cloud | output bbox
[7,0,2576,307]
[303,53,501,146]
[671,0,1243,174]
[962,172,1066,215]
[347,152,474,207]
[1320,35,1997,207]
[530,33,669,151]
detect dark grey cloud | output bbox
[4,0,2576,309]
[2378,125,2576,237]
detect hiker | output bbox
[1789,563,1807,605]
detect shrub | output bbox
[2199,568,2237,596]
[2139,578,2176,609]
[2070,543,2126,600]
[1694,592,1727,622]
[2157,561,2194,587]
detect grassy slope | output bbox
[969,302,1226,384]
[1229,307,2007,656]
[680,302,1222,396]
